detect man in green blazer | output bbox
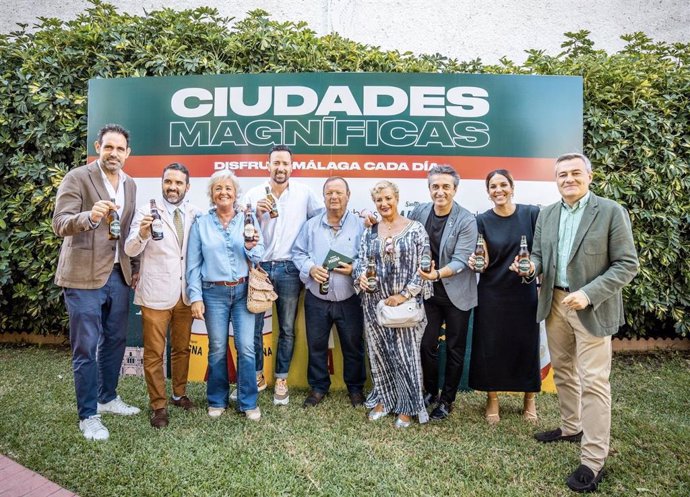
[511,153,638,492]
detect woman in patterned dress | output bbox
[354,180,432,428]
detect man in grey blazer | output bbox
[511,153,638,492]
[53,124,141,441]
[410,165,477,421]
[125,163,201,428]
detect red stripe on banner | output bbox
[89,155,557,181]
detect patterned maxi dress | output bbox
[354,220,432,422]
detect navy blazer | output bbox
[409,202,477,311]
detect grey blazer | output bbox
[53,161,138,289]
[409,202,478,311]
[532,193,639,337]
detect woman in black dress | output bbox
[468,169,541,424]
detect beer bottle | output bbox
[265,186,279,218]
[150,199,164,241]
[243,203,255,242]
[518,235,531,276]
[319,264,330,295]
[474,233,486,272]
[107,198,120,240]
[365,256,377,293]
[420,243,432,273]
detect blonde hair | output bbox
[207,170,241,208]
[370,180,399,201]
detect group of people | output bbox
[53,123,638,493]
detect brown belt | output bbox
[554,285,570,292]
[209,277,246,287]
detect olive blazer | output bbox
[531,193,639,337]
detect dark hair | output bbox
[162,162,190,184]
[96,124,130,147]
[268,144,293,161]
[427,164,460,187]
[322,176,350,194]
[485,169,514,190]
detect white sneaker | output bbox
[97,395,141,416]
[208,407,226,418]
[230,389,238,401]
[79,415,109,441]
[273,378,289,405]
[245,407,261,421]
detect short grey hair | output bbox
[370,180,399,201]
[555,153,592,172]
[427,164,460,188]
[207,170,242,208]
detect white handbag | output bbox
[375,299,425,328]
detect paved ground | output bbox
[0,455,77,497]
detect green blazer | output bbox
[532,193,639,337]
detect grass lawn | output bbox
[0,345,688,497]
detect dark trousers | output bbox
[304,291,366,394]
[421,294,471,404]
[63,268,129,420]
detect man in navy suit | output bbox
[512,153,638,492]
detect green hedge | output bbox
[1,1,688,337]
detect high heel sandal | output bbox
[523,393,538,423]
[485,393,500,425]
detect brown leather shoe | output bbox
[302,391,326,407]
[170,396,195,410]
[150,408,169,428]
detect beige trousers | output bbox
[546,288,612,472]
[141,298,193,410]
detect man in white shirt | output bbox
[125,163,201,428]
[52,124,141,441]
[241,145,323,405]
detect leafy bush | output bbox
[0,1,687,336]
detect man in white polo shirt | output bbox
[241,145,323,405]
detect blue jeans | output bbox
[304,291,366,394]
[253,261,302,378]
[64,268,129,420]
[202,281,258,411]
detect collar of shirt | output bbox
[319,210,349,232]
[161,198,186,217]
[560,191,591,213]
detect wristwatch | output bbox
[400,288,411,300]
[434,270,442,282]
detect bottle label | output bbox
[518,258,531,274]
[109,220,121,236]
[367,277,377,291]
[474,256,485,271]
[152,219,163,237]
[244,224,255,239]
[420,254,431,272]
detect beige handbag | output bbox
[247,263,278,314]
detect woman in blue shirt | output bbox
[187,170,264,420]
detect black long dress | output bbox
[468,204,541,392]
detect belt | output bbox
[208,277,246,287]
[554,285,570,292]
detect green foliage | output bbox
[0,3,687,336]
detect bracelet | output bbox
[435,270,441,282]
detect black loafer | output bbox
[430,401,453,421]
[302,391,326,408]
[534,427,583,443]
[566,464,604,492]
[348,391,365,407]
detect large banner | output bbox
[92,73,581,391]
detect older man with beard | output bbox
[125,163,201,428]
